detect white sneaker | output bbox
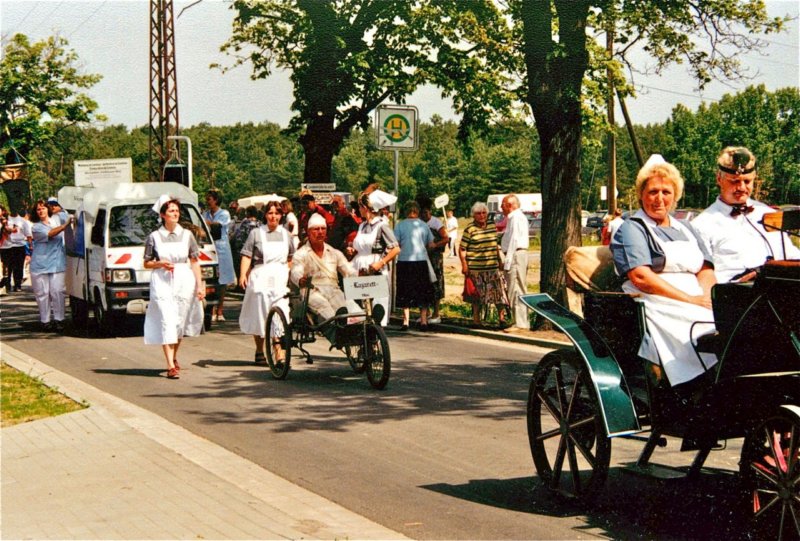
[428,317,441,324]
[217,314,226,322]
[212,313,219,322]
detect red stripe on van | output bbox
[198,251,212,261]
[115,253,132,264]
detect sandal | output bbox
[173,358,180,370]
[167,367,180,379]
[254,351,267,365]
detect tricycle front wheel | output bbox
[527,349,611,500]
[363,324,390,390]
[740,407,800,541]
[266,307,292,380]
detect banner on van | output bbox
[74,158,133,187]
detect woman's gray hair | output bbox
[471,202,488,215]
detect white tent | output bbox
[237,193,287,209]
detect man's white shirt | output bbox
[500,208,529,271]
[692,198,800,283]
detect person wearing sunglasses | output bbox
[692,147,800,283]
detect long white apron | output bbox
[144,227,204,345]
[352,219,389,325]
[622,213,717,386]
[239,227,290,337]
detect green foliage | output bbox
[0,34,104,161]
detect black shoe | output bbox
[54,320,65,332]
[400,324,408,332]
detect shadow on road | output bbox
[93,368,164,378]
[422,467,751,541]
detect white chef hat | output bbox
[152,194,173,214]
[643,154,666,169]
[368,189,397,211]
[307,213,327,229]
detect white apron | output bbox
[353,218,389,325]
[239,226,291,337]
[622,212,717,386]
[144,226,204,345]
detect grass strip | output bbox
[1,362,87,428]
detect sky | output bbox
[1,0,798,131]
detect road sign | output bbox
[301,183,336,192]
[376,105,419,151]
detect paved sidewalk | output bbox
[1,344,408,540]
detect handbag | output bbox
[462,274,480,302]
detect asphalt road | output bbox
[2,292,751,540]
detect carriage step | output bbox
[622,462,688,481]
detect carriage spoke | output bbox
[537,391,564,425]
[568,432,597,467]
[536,426,562,442]
[567,439,582,494]
[551,433,568,488]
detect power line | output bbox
[27,0,65,36]
[66,1,108,40]
[7,2,40,35]
[635,84,722,102]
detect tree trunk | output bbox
[298,114,341,184]
[521,0,590,309]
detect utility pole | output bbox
[149,0,180,182]
[606,20,617,214]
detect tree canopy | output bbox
[0,34,103,161]
[219,0,513,183]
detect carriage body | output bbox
[523,210,800,539]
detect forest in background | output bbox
[21,84,800,216]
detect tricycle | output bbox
[263,274,391,390]
[523,209,800,540]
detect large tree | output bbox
[0,34,103,160]
[220,0,513,184]
[516,0,788,306]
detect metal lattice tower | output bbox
[149,0,180,182]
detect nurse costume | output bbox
[143,225,204,344]
[352,216,398,326]
[203,207,236,285]
[238,226,292,337]
[612,210,717,386]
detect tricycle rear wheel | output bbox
[740,408,800,541]
[266,307,292,380]
[527,349,611,500]
[363,324,390,390]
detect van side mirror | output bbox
[91,209,106,246]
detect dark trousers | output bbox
[1,246,26,289]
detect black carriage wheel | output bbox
[363,324,390,390]
[527,349,611,500]
[266,307,292,380]
[740,409,800,541]
[345,344,366,374]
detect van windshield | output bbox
[108,204,208,247]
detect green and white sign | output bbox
[376,104,418,151]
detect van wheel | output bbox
[92,290,115,336]
[70,296,89,329]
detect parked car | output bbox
[586,210,608,229]
[528,215,542,237]
[488,211,507,234]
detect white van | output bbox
[486,193,542,214]
[61,182,220,334]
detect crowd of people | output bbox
[3,144,796,385]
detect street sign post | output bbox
[376,105,419,152]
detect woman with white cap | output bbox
[347,184,401,326]
[610,154,717,390]
[143,197,205,379]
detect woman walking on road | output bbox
[203,189,236,322]
[348,185,400,326]
[143,198,206,379]
[238,201,294,365]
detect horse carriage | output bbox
[523,210,800,540]
[264,274,391,390]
